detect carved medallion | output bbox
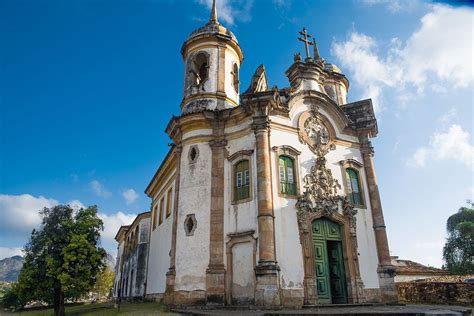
[298,104,333,154]
[304,116,330,147]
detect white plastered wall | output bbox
[174,142,212,291]
[146,178,175,295]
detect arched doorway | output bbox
[312,218,347,304]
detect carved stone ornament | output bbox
[298,104,333,155]
[295,103,357,229]
[295,105,366,304]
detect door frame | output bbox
[298,210,365,305]
[225,230,257,305]
[312,219,348,304]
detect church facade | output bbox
[113,1,397,308]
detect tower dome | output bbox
[180,0,244,114]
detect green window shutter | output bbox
[234,160,250,202]
[279,155,296,195]
[346,168,362,205]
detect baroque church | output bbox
[113,1,397,308]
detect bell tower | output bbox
[181,0,244,114]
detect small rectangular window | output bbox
[234,160,250,202]
[279,164,286,182]
[166,189,172,218]
[287,167,294,183]
[159,197,164,225]
[236,172,242,187]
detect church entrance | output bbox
[312,218,348,304]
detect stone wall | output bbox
[396,282,474,306]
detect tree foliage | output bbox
[16,205,106,316]
[442,202,474,274]
[93,266,115,300]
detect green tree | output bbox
[93,266,115,300]
[16,205,106,316]
[442,202,474,274]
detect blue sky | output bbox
[0,0,472,267]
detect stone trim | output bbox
[225,230,257,305]
[272,145,302,199]
[252,103,280,307]
[339,159,367,209]
[360,137,397,303]
[164,144,182,305]
[205,112,229,305]
[227,149,254,162]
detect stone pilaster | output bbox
[205,114,228,305]
[164,144,182,305]
[360,138,397,303]
[253,112,280,307]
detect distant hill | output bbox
[0,256,24,282]
[0,253,114,283]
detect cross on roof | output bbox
[298,27,314,61]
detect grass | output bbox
[1,301,176,315]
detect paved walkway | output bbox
[173,304,473,316]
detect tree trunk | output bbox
[53,287,65,316]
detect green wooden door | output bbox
[327,241,347,304]
[312,218,348,304]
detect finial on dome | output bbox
[210,0,218,24]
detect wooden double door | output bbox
[312,218,348,304]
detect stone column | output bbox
[206,115,227,305]
[253,113,280,307]
[360,139,397,303]
[164,145,182,305]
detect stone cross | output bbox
[298,27,313,60]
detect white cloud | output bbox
[0,194,59,236]
[90,180,111,198]
[67,199,85,211]
[0,247,23,260]
[122,189,139,205]
[196,0,253,26]
[409,124,474,170]
[359,0,417,13]
[332,5,473,110]
[98,211,137,254]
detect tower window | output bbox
[232,63,239,93]
[346,168,363,206]
[189,52,209,87]
[233,159,250,202]
[279,155,296,196]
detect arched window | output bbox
[233,159,250,202]
[189,52,209,87]
[279,155,296,195]
[346,168,363,206]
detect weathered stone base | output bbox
[145,293,164,302]
[363,288,382,303]
[206,268,225,305]
[255,263,281,307]
[378,265,398,304]
[172,290,207,306]
[281,288,304,308]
